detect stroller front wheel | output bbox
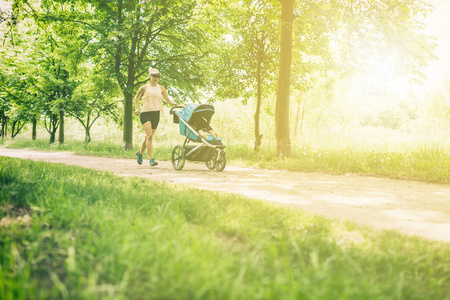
[214,150,226,172]
[171,145,185,171]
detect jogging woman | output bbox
[134,68,179,166]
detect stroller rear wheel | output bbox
[171,145,185,171]
[214,150,226,172]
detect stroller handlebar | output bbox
[169,105,185,114]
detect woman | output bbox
[134,68,179,166]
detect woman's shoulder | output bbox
[159,85,166,93]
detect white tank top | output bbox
[142,84,164,112]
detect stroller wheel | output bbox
[171,145,185,171]
[205,151,217,170]
[214,150,226,172]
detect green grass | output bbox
[1,157,449,299]
[0,138,174,160]
[230,142,450,184]
[2,137,449,184]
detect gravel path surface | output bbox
[1,147,449,242]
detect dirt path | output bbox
[1,147,449,242]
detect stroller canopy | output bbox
[178,103,215,124]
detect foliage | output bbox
[329,0,437,82]
[423,81,450,127]
[0,19,39,139]
[208,0,280,100]
[209,0,281,151]
[68,66,121,142]
[32,0,218,148]
[0,0,440,152]
[0,4,82,143]
[282,0,437,156]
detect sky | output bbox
[422,0,450,92]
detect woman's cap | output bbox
[149,68,161,75]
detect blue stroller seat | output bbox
[177,104,222,142]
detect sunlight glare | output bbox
[343,54,413,114]
[364,55,409,97]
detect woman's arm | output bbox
[134,86,146,115]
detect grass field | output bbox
[2,97,449,184]
[2,136,449,184]
[1,157,449,299]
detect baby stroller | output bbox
[169,104,226,171]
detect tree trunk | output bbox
[11,120,16,139]
[314,111,323,136]
[11,120,24,139]
[1,110,6,138]
[85,113,91,143]
[32,119,37,140]
[275,0,294,157]
[254,59,263,153]
[293,99,301,138]
[114,0,134,150]
[122,91,133,150]
[123,33,139,150]
[58,109,64,144]
[49,113,58,144]
[300,98,306,136]
[85,126,91,143]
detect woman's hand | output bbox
[135,109,140,116]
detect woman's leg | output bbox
[142,121,156,159]
[147,130,157,159]
[140,137,146,155]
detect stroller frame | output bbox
[170,105,226,171]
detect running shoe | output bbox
[150,158,158,167]
[136,151,143,165]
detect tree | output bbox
[424,81,450,128]
[275,0,294,157]
[1,0,79,144]
[210,0,280,152]
[273,0,436,156]
[35,0,213,149]
[0,88,11,139]
[0,70,41,140]
[0,38,41,140]
[68,68,120,142]
[27,33,77,144]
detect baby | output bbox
[193,116,219,140]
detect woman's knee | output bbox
[146,133,153,141]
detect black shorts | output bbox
[140,111,160,129]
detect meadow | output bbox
[1,157,449,299]
[2,100,449,183]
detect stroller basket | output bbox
[172,112,179,124]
